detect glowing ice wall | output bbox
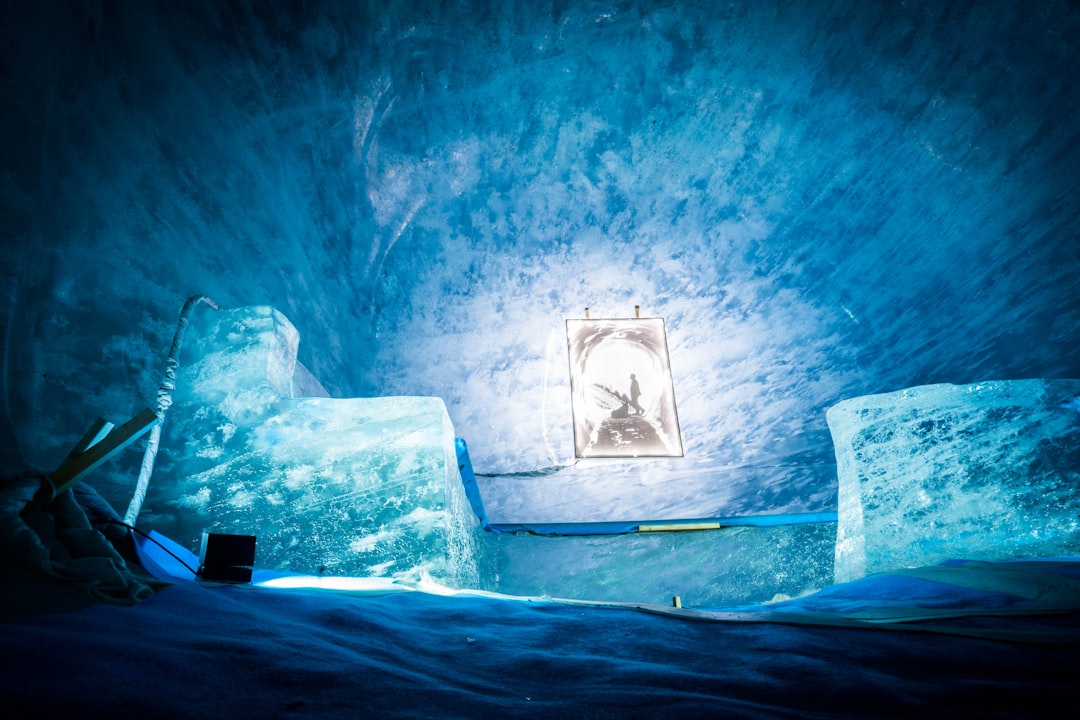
[362,0,1080,521]
[2,1,1078,528]
[829,380,1080,582]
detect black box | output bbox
[198,532,256,584]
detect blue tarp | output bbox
[454,438,836,536]
[455,438,490,529]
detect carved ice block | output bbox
[144,305,477,586]
[828,380,1080,582]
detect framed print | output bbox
[566,317,684,458]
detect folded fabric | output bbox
[1,470,168,605]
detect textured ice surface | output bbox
[828,380,1080,582]
[143,306,476,586]
[5,2,1078,529]
[180,305,327,412]
[477,522,835,607]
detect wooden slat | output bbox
[49,408,158,495]
[60,417,115,464]
[636,522,724,533]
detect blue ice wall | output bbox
[478,521,835,606]
[1,2,1078,524]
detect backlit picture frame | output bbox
[566,317,684,458]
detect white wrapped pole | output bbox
[124,295,219,525]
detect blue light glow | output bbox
[2,2,1080,714]
[3,0,1077,528]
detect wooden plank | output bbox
[49,407,158,495]
[60,417,115,464]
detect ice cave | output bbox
[2,1,1079,717]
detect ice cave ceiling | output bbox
[1,0,1078,521]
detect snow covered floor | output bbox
[3,557,1079,719]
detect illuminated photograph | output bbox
[566,317,684,458]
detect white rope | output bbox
[124,295,219,525]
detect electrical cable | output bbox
[96,518,199,578]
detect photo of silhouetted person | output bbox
[566,317,684,458]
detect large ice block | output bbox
[142,306,476,586]
[475,521,835,607]
[828,380,1080,582]
[182,305,299,410]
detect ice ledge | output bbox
[828,379,1080,582]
